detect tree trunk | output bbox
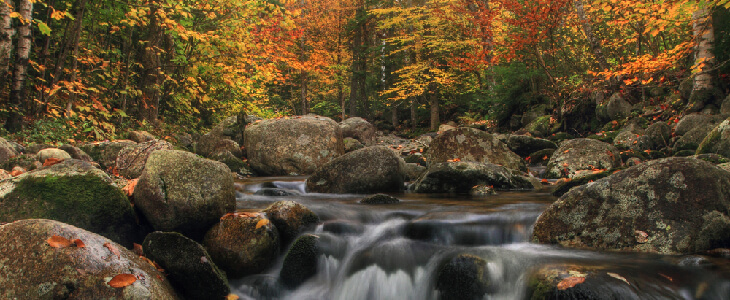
[301,72,308,115]
[0,0,13,81]
[65,0,89,117]
[349,0,367,117]
[5,0,32,132]
[138,7,163,124]
[429,89,439,131]
[692,7,714,91]
[410,98,417,131]
[391,104,398,129]
[574,0,609,72]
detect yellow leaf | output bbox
[255,218,270,229]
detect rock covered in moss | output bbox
[196,116,239,158]
[525,115,557,138]
[697,118,730,158]
[526,265,633,300]
[280,234,321,288]
[59,144,95,163]
[0,136,18,167]
[412,161,534,193]
[115,139,174,178]
[340,117,376,145]
[142,231,229,300]
[80,140,137,169]
[0,159,137,246]
[436,253,489,300]
[544,139,622,179]
[262,201,319,245]
[134,150,235,240]
[36,148,72,163]
[203,213,280,278]
[360,193,400,204]
[129,130,156,143]
[505,135,557,157]
[343,137,365,152]
[244,115,344,175]
[306,146,405,194]
[533,157,730,254]
[0,219,178,299]
[427,127,525,171]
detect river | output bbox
[229,177,730,300]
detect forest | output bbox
[0,0,729,141]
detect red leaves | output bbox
[557,276,586,290]
[221,212,261,220]
[255,218,270,229]
[46,235,85,248]
[43,158,64,167]
[104,242,121,258]
[446,158,461,162]
[123,179,138,197]
[108,274,137,288]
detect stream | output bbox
[229,177,730,300]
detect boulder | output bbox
[59,144,95,163]
[0,219,178,299]
[142,232,229,300]
[210,150,249,175]
[115,139,174,178]
[262,201,319,245]
[80,140,137,169]
[527,265,633,300]
[360,194,400,204]
[129,130,156,143]
[645,122,672,150]
[0,136,18,167]
[533,157,730,254]
[196,116,239,158]
[696,118,730,158]
[306,146,405,194]
[612,131,641,150]
[0,159,137,247]
[340,117,376,145]
[245,115,344,175]
[343,137,365,152]
[675,114,715,136]
[254,188,300,196]
[436,254,489,300]
[404,163,427,181]
[3,154,41,172]
[134,150,235,239]
[411,161,534,193]
[36,148,72,163]
[604,93,632,121]
[544,139,622,179]
[203,213,280,278]
[280,234,321,288]
[674,122,717,151]
[524,115,555,138]
[505,135,558,157]
[427,127,525,171]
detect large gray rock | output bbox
[196,116,239,158]
[306,146,405,194]
[0,137,18,167]
[142,232,229,300]
[340,117,376,145]
[675,114,714,136]
[80,140,137,169]
[604,93,632,121]
[505,135,557,157]
[696,118,730,158]
[245,115,344,175]
[436,254,489,300]
[115,139,174,178]
[533,157,730,254]
[0,219,178,299]
[262,201,319,246]
[280,234,321,288]
[544,139,622,179]
[411,161,534,193]
[0,159,137,247]
[134,150,235,239]
[36,148,72,163]
[59,144,95,163]
[427,127,525,171]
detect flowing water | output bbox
[230,177,730,300]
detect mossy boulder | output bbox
[674,122,718,152]
[3,153,41,172]
[203,213,280,278]
[696,118,730,158]
[134,150,235,240]
[0,219,178,299]
[280,234,321,288]
[340,117,376,145]
[533,157,730,254]
[411,161,534,193]
[675,114,715,136]
[526,265,627,300]
[36,148,72,163]
[0,136,19,167]
[436,253,489,300]
[244,115,344,175]
[80,140,137,169]
[0,159,137,247]
[142,231,229,300]
[525,115,556,138]
[115,139,174,178]
[306,146,406,194]
[129,130,156,143]
[360,194,400,204]
[59,144,95,163]
[505,135,557,157]
[544,139,622,179]
[262,201,319,246]
[427,127,525,172]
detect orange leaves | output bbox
[446,158,461,162]
[255,218,270,229]
[108,274,137,288]
[73,239,86,248]
[123,179,139,197]
[104,242,121,258]
[43,158,64,167]
[46,235,85,248]
[227,294,240,300]
[221,211,262,221]
[557,276,586,290]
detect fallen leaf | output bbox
[72,239,86,248]
[658,273,673,282]
[108,274,137,288]
[557,276,586,290]
[563,150,570,153]
[43,158,64,166]
[541,179,548,183]
[227,294,240,300]
[607,272,630,285]
[141,256,165,272]
[104,242,121,257]
[47,235,74,248]
[123,179,138,197]
[255,218,270,229]
[133,243,144,256]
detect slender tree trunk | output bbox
[692,7,714,91]
[410,98,417,131]
[391,104,398,129]
[349,0,367,117]
[429,89,439,131]
[65,0,89,117]
[574,0,609,72]
[6,0,32,132]
[0,0,13,83]
[139,7,163,124]
[301,72,308,115]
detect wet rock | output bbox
[343,137,365,152]
[262,201,319,245]
[129,130,156,143]
[245,115,344,175]
[526,265,632,300]
[203,213,280,278]
[134,150,235,240]
[142,231,229,300]
[696,118,730,158]
[254,188,300,196]
[506,135,558,157]
[533,157,730,254]
[412,161,534,193]
[404,163,427,181]
[80,140,137,169]
[306,146,405,194]
[0,137,18,167]
[470,185,497,196]
[36,148,72,163]
[280,234,321,288]
[59,144,95,163]
[544,139,622,179]
[115,139,174,178]
[340,117,376,145]
[0,159,137,247]
[436,253,489,300]
[360,194,400,204]
[322,221,365,235]
[0,219,178,299]
[427,127,525,171]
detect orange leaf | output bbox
[133,243,144,256]
[123,179,138,197]
[10,170,23,177]
[563,150,570,153]
[108,274,137,288]
[104,242,121,257]
[43,157,64,166]
[227,294,240,300]
[557,276,586,290]
[47,235,73,248]
[255,218,270,229]
[72,239,86,248]
[541,179,548,183]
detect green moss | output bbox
[0,174,136,246]
[527,276,555,300]
[696,127,721,155]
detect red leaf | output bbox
[557,276,586,290]
[133,243,144,256]
[47,235,74,248]
[72,239,86,248]
[43,158,64,167]
[108,274,137,288]
[123,179,138,197]
[104,242,121,257]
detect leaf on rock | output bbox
[47,235,74,248]
[123,179,139,197]
[133,243,144,256]
[43,158,64,167]
[255,218,270,229]
[557,276,586,290]
[226,294,240,300]
[108,274,137,288]
[72,239,86,248]
[104,242,121,257]
[607,272,630,285]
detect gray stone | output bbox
[340,117,376,145]
[115,139,174,178]
[544,139,622,179]
[427,127,525,171]
[412,161,534,193]
[306,146,405,194]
